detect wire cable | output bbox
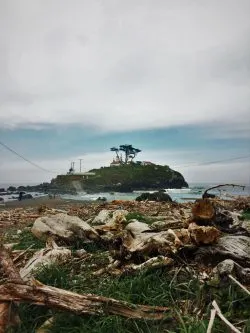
[0,140,56,173]
[173,154,250,168]
[1,139,249,174]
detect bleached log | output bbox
[31,213,99,242]
[123,256,173,273]
[112,221,219,262]
[20,240,71,281]
[195,236,250,267]
[0,282,169,320]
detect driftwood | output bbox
[95,256,174,276]
[0,247,22,332]
[110,220,220,264]
[31,213,99,242]
[192,199,216,222]
[20,239,71,281]
[0,247,170,325]
[206,309,216,333]
[0,282,169,320]
[212,300,241,333]
[192,199,249,235]
[123,256,174,274]
[202,184,245,199]
[36,317,54,333]
[228,275,250,296]
[195,235,250,268]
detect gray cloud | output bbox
[0,0,250,134]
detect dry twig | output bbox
[206,309,216,333]
[228,274,250,296]
[212,300,241,333]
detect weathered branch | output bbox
[203,184,245,199]
[212,300,241,333]
[0,247,22,332]
[0,282,169,320]
[0,247,23,282]
[206,309,216,333]
[228,274,250,296]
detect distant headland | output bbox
[4,145,189,195]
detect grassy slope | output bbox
[50,164,188,193]
[84,164,188,191]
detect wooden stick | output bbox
[203,184,245,198]
[206,309,216,333]
[13,245,33,263]
[0,247,22,332]
[0,282,169,320]
[212,300,241,333]
[228,274,250,296]
[124,256,173,273]
[0,247,23,282]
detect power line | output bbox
[1,139,249,175]
[0,140,56,173]
[173,154,250,168]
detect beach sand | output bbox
[0,195,87,210]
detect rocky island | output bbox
[15,163,188,195]
[10,145,188,195]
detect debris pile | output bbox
[0,194,250,332]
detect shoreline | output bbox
[0,195,91,210]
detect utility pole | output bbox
[79,159,83,172]
[72,161,75,172]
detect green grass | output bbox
[12,229,46,250]
[125,212,153,225]
[3,228,45,250]
[242,209,250,221]
[73,164,187,192]
[14,251,250,333]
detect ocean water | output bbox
[1,183,249,204]
[60,183,250,203]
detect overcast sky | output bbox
[0,0,250,185]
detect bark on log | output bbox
[195,235,250,268]
[0,247,22,332]
[192,199,215,222]
[0,282,169,320]
[192,199,249,235]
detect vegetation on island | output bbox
[110,144,142,164]
[11,164,188,195]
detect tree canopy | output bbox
[110,144,141,164]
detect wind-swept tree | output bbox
[110,147,120,160]
[110,144,141,164]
